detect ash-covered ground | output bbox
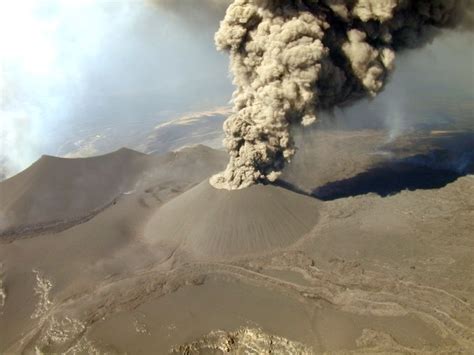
[0,126,473,353]
[1,1,472,353]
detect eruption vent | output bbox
[210,0,472,190]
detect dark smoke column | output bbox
[210,0,472,190]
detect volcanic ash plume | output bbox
[210,0,472,190]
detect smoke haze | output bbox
[0,0,232,180]
[318,30,474,134]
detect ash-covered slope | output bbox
[0,133,473,354]
[0,145,227,237]
[148,145,227,187]
[145,180,320,259]
[0,148,148,233]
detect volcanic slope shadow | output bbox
[312,132,474,200]
[145,180,320,260]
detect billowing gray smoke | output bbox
[210,0,473,190]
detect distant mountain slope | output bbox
[47,108,228,172]
[137,109,228,154]
[0,145,227,237]
[0,148,148,233]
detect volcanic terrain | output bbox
[0,130,473,353]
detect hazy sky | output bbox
[0,0,473,179]
[0,0,233,178]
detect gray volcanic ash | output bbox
[145,180,319,259]
[211,0,473,190]
[1,132,473,353]
[0,0,473,353]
